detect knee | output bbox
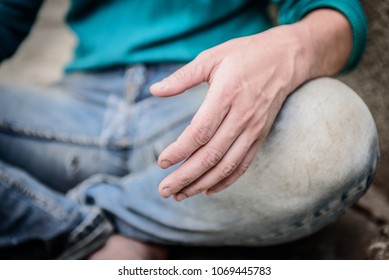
[172,78,379,246]
[262,77,379,197]
[286,77,380,190]
[214,77,379,245]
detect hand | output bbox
[150,10,352,201]
[150,25,304,201]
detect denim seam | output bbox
[68,208,106,241]
[0,120,103,147]
[256,171,372,243]
[57,208,113,260]
[0,169,68,220]
[0,113,193,149]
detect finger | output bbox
[158,109,244,198]
[157,77,232,169]
[159,144,225,198]
[204,139,262,196]
[171,133,254,201]
[150,53,212,97]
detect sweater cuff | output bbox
[275,0,367,72]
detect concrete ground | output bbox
[1,0,388,260]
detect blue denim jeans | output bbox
[0,64,379,259]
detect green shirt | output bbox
[0,0,367,72]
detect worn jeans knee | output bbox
[206,77,379,245]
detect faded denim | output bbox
[0,64,379,258]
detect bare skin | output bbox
[87,235,169,260]
[150,9,353,201]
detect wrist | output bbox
[292,9,353,79]
[261,24,311,95]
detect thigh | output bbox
[0,64,204,193]
[0,80,127,193]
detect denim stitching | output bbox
[0,169,68,220]
[0,114,193,149]
[67,208,112,243]
[57,208,113,260]
[0,120,103,147]
[252,166,374,244]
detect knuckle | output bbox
[196,51,211,62]
[201,146,223,169]
[220,161,239,179]
[178,173,194,188]
[191,122,212,146]
[196,49,214,63]
[196,50,209,60]
[171,141,189,160]
[227,83,242,98]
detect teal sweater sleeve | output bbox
[272,0,367,72]
[0,0,43,62]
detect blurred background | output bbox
[0,0,388,259]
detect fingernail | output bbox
[161,187,172,198]
[159,159,172,169]
[175,193,187,202]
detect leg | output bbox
[0,65,193,258]
[0,78,128,194]
[0,71,130,258]
[0,81,119,259]
[70,77,379,246]
[0,159,112,259]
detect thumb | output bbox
[150,55,211,97]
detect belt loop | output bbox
[123,64,146,103]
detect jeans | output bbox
[0,64,379,259]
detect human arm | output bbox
[0,0,43,62]
[150,2,366,201]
